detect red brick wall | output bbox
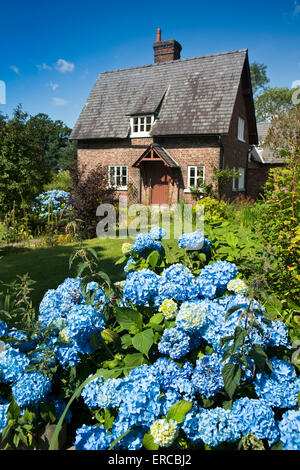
[77,136,221,205]
[221,79,250,199]
[156,136,221,203]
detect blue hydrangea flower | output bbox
[158,327,191,360]
[131,233,162,255]
[6,329,38,353]
[279,410,300,450]
[197,261,238,295]
[159,391,182,416]
[178,231,211,253]
[74,424,113,450]
[153,358,194,399]
[231,398,279,445]
[155,264,198,304]
[12,372,52,408]
[183,407,240,447]
[0,346,30,383]
[65,304,105,355]
[0,400,9,434]
[196,277,217,299]
[123,269,159,306]
[254,358,300,409]
[37,278,107,368]
[192,353,224,398]
[113,428,145,450]
[33,190,71,219]
[81,376,122,409]
[148,227,167,240]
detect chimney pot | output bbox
[156,28,161,42]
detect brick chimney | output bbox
[153,28,182,63]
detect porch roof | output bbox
[132,143,180,168]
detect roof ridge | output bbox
[100,49,248,75]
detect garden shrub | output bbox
[0,229,299,450]
[70,163,116,238]
[43,170,73,193]
[195,197,228,224]
[256,148,300,302]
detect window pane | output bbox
[109,167,115,187]
[189,167,195,177]
[197,166,204,178]
[238,118,245,140]
[238,168,245,189]
[133,124,138,132]
[146,116,152,124]
[122,166,127,176]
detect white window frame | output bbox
[238,117,245,142]
[184,165,205,193]
[130,115,155,137]
[108,166,128,190]
[232,167,245,191]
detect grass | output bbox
[0,238,127,309]
[0,233,180,309]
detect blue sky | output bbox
[1,0,300,128]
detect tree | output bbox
[26,113,76,172]
[0,106,76,216]
[254,87,297,122]
[250,62,270,95]
[266,106,300,154]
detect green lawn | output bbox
[0,238,128,309]
[0,234,180,309]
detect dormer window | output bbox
[130,115,155,137]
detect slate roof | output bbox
[257,122,271,142]
[70,49,249,140]
[252,122,286,164]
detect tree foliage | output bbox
[0,106,76,216]
[254,87,297,122]
[250,62,270,95]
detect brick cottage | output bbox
[70,30,260,204]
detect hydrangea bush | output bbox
[0,229,299,450]
[32,190,71,219]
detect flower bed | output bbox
[0,229,299,450]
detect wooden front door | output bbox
[146,162,169,205]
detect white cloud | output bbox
[48,81,59,91]
[37,63,52,71]
[293,1,300,15]
[10,65,20,74]
[55,59,75,73]
[53,97,68,106]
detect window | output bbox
[232,167,245,191]
[130,115,154,137]
[185,165,205,192]
[108,166,128,190]
[238,117,245,142]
